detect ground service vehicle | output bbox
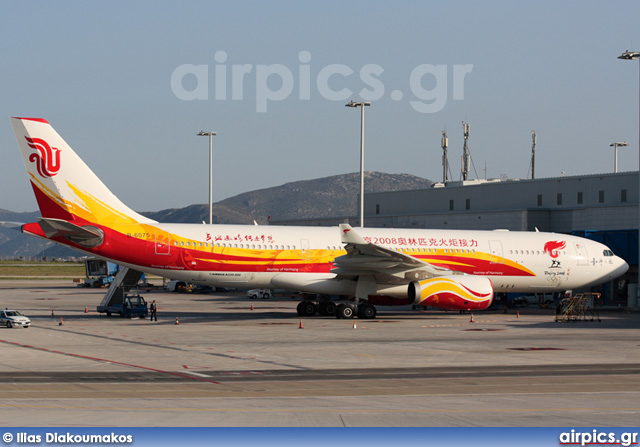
[101,294,148,318]
[248,289,272,299]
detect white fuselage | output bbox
[105,224,628,297]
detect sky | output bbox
[1,0,640,213]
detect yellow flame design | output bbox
[419,278,487,303]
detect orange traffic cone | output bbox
[84,305,88,313]
[175,316,179,325]
[517,311,520,319]
[353,320,357,329]
[470,314,475,323]
[299,319,304,329]
[59,317,63,326]
[250,303,254,311]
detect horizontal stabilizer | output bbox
[0,221,24,231]
[23,218,104,248]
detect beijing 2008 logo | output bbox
[25,137,61,178]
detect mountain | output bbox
[142,172,433,224]
[0,171,432,258]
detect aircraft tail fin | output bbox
[10,117,155,225]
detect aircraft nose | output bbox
[610,257,629,279]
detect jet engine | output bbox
[408,275,493,311]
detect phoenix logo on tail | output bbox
[25,137,61,178]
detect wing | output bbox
[333,224,454,285]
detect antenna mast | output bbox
[461,121,470,181]
[531,130,537,179]
[441,130,449,183]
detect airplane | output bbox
[9,117,629,319]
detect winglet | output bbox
[339,224,368,245]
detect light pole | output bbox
[197,130,217,225]
[618,50,640,305]
[609,142,628,173]
[345,100,371,228]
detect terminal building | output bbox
[273,171,639,307]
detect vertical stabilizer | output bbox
[10,117,155,225]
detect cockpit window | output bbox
[603,250,614,257]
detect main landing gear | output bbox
[296,300,377,319]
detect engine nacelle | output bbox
[408,275,493,311]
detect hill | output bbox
[142,172,432,224]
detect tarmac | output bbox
[0,280,638,427]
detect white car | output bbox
[0,310,31,328]
[247,289,272,299]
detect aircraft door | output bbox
[300,239,311,260]
[574,242,588,266]
[155,231,171,255]
[489,240,504,264]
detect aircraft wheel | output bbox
[297,301,317,317]
[319,301,337,316]
[301,301,317,316]
[357,303,377,319]
[336,304,355,319]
